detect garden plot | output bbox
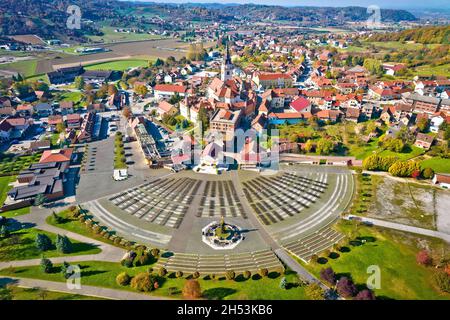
[367,176,442,230]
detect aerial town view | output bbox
[0,0,450,310]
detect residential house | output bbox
[34,103,53,117]
[153,84,187,100]
[66,114,81,130]
[157,101,178,118]
[414,133,434,150]
[60,101,74,115]
[289,97,311,113]
[433,173,450,189]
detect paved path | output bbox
[12,206,126,263]
[345,215,450,243]
[0,276,170,300]
[274,249,329,290]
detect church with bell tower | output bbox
[221,42,234,82]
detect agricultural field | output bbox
[415,63,450,78]
[87,26,165,43]
[84,59,149,71]
[0,59,38,77]
[304,220,450,300]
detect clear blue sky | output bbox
[126,0,450,10]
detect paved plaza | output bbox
[80,165,355,270]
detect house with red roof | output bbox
[157,101,178,118]
[433,173,450,189]
[252,73,293,90]
[289,97,311,113]
[39,148,74,170]
[153,84,188,100]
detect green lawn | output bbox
[303,221,450,300]
[0,207,31,219]
[420,157,450,173]
[84,59,149,71]
[0,176,30,218]
[46,210,122,248]
[0,59,37,77]
[26,73,50,84]
[415,63,450,78]
[6,286,106,300]
[0,227,101,262]
[0,176,14,205]
[55,91,83,102]
[0,261,308,300]
[378,145,425,161]
[347,139,380,160]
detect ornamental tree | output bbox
[354,289,376,300]
[320,267,337,286]
[336,277,358,298]
[416,250,432,266]
[182,279,202,299]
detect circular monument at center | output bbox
[202,217,243,250]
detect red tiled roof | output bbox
[40,148,73,163]
[258,73,291,81]
[154,84,187,93]
[290,97,310,112]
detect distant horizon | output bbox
[122,0,450,10]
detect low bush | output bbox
[116,272,131,286]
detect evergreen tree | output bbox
[36,233,53,251]
[40,257,53,273]
[0,225,9,238]
[34,194,47,206]
[56,235,73,254]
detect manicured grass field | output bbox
[0,227,101,262]
[84,59,149,71]
[0,207,31,219]
[0,261,308,300]
[0,176,14,205]
[303,221,450,300]
[378,145,425,161]
[0,176,31,218]
[6,286,106,300]
[420,157,450,173]
[46,210,121,248]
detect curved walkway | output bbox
[345,215,450,243]
[0,205,126,271]
[0,276,170,300]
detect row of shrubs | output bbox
[114,132,127,169]
[56,206,149,252]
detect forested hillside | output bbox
[367,25,450,44]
